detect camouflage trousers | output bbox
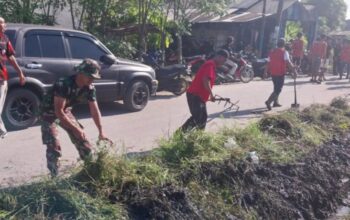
[41,109,92,177]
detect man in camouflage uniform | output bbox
[40,58,110,177]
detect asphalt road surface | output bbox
[1,75,350,186]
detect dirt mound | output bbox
[181,138,350,219]
[109,184,202,220]
[118,138,350,219]
[259,115,298,137]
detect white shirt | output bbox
[266,50,290,62]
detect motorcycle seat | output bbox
[157,64,187,78]
[184,55,204,62]
[255,58,269,63]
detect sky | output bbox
[346,0,350,19]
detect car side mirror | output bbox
[100,54,116,65]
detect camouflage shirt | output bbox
[40,75,96,116]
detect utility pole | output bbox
[275,0,285,44]
[259,0,267,57]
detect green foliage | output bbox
[102,36,138,59]
[0,180,126,219]
[2,0,233,58]
[302,103,350,134]
[306,0,347,31]
[0,0,65,24]
[330,97,349,110]
[74,147,174,194]
[1,97,350,218]
[156,130,230,165]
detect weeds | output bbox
[1,98,350,219]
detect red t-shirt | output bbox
[340,44,350,63]
[310,40,327,59]
[292,39,304,58]
[268,48,287,76]
[0,34,15,80]
[187,59,216,102]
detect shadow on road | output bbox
[327,86,350,90]
[7,101,130,132]
[284,80,311,86]
[207,107,266,122]
[325,81,350,86]
[72,102,129,119]
[151,94,182,100]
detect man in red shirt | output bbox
[338,38,350,80]
[0,17,26,138]
[291,32,304,68]
[309,34,327,82]
[265,38,295,110]
[181,50,228,132]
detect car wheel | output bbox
[124,80,150,111]
[3,88,40,130]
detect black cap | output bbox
[216,49,230,58]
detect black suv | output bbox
[3,24,158,130]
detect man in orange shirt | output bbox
[309,34,327,83]
[265,38,295,110]
[292,32,304,68]
[338,38,350,80]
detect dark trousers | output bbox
[333,57,339,75]
[266,75,285,105]
[272,75,285,96]
[338,61,350,78]
[181,92,207,132]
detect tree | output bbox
[165,0,234,62]
[306,0,347,31]
[135,0,163,57]
[0,0,65,25]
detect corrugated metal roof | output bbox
[249,0,298,14]
[233,0,260,9]
[329,31,350,36]
[190,11,263,23]
[303,4,316,11]
[190,0,299,23]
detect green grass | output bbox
[1,97,350,219]
[0,180,126,219]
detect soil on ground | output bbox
[110,136,350,220]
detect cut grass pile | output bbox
[1,97,350,219]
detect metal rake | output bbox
[214,95,240,112]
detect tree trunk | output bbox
[68,0,76,29]
[78,2,86,30]
[177,34,182,64]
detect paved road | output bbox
[1,75,350,186]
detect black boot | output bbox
[265,93,276,111]
[273,102,282,107]
[273,96,282,107]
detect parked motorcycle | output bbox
[184,55,206,76]
[240,52,269,79]
[142,53,191,96]
[251,58,269,79]
[215,53,254,84]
